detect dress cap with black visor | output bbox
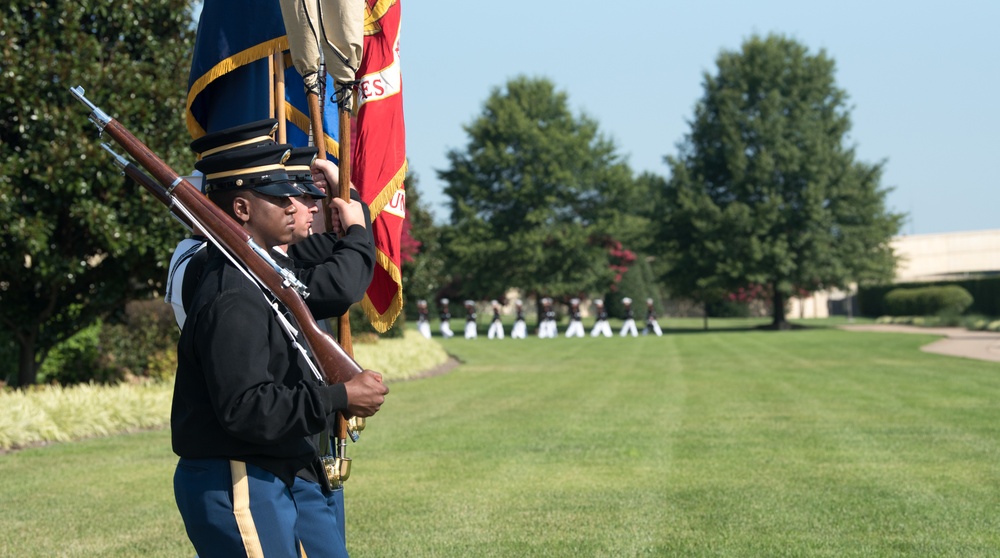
[284,146,328,199]
[194,142,301,198]
[190,119,301,198]
[190,118,279,157]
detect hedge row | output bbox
[883,285,973,316]
[859,276,1000,317]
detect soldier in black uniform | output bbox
[510,299,527,339]
[538,297,557,338]
[439,298,454,338]
[171,141,388,557]
[620,296,638,337]
[463,300,479,339]
[416,299,432,338]
[643,297,663,336]
[590,298,612,337]
[487,300,505,339]
[565,298,585,338]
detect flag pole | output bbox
[334,83,355,464]
[275,52,287,143]
[305,84,353,354]
[308,76,358,487]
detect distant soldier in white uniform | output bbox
[620,297,638,337]
[538,297,557,338]
[439,298,454,338]
[565,298,585,338]
[464,300,478,339]
[510,300,527,339]
[487,300,505,339]
[416,299,432,339]
[644,298,663,336]
[590,299,612,337]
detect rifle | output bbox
[72,86,363,386]
[99,143,193,231]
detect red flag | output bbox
[354,0,405,332]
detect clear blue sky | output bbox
[400,1,999,235]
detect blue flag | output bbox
[186,0,340,158]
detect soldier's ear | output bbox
[232,195,252,223]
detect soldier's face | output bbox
[243,192,297,249]
[289,195,319,243]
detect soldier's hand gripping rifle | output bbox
[71,86,363,387]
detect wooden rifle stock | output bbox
[74,88,362,385]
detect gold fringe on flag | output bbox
[360,252,403,334]
[366,161,407,220]
[186,37,290,138]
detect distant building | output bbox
[789,229,1000,319]
[891,229,1000,282]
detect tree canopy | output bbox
[439,76,652,303]
[0,0,196,385]
[400,169,449,318]
[658,34,903,328]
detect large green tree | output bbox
[659,34,903,329]
[440,76,650,303]
[0,0,195,385]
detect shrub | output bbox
[603,254,664,319]
[37,322,106,385]
[860,276,1000,317]
[884,285,974,317]
[98,300,180,383]
[38,299,179,386]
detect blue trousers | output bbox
[174,459,349,557]
[291,477,349,558]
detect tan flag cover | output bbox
[278,0,364,100]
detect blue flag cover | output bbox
[186,0,340,158]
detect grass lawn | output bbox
[3,322,1000,557]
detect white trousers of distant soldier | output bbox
[418,320,432,339]
[538,320,557,339]
[488,320,505,339]
[511,319,527,339]
[565,319,585,338]
[591,319,612,337]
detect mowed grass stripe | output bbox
[667,330,1000,556]
[2,327,1000,557]
[347,329,1000,557]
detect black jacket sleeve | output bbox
[286,192,376,319]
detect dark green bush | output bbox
[37,322,107,385]
[604,254,663,319]
[38,299,180,385]
[705,299,752,318]
[884,285,974,316]
[860,276,1000,317]
[98,300,179,383]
